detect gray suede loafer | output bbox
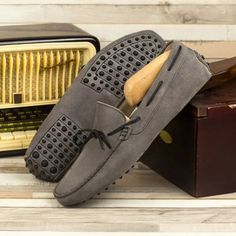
[25,31,165,182]
[54,41,212,206]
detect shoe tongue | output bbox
[93,101,127,134]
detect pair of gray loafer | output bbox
[25,31,211,206]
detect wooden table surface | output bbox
[0,156,236,233]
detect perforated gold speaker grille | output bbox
[0,42,96,109]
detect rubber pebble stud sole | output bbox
[24,30,166,182]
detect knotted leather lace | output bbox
[73,116,141,150]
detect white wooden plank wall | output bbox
[0,0,235,60]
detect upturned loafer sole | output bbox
[25,31,165,182]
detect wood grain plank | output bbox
[0,233,179,236]
[3,0,236,5]
[76,24,236,41]
[0,189,235,200]
[178,41,236,59]
[1,198,236,208]
[0,233,157,236]
[0,5,235,24]
[0,191,189,200]
[0,208,235,232]
[159,224,236,232]
[0,170,235,200]
[0,157,27,173]
[100,41,236,58]
[0,23,234,41]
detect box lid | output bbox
[188,79,236,117]
[186,57,236,117]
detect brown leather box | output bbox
[140,58,236,197]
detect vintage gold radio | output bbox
[0,23,100,156]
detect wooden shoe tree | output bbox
[124,50,171,107]
[119,50,171,119]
